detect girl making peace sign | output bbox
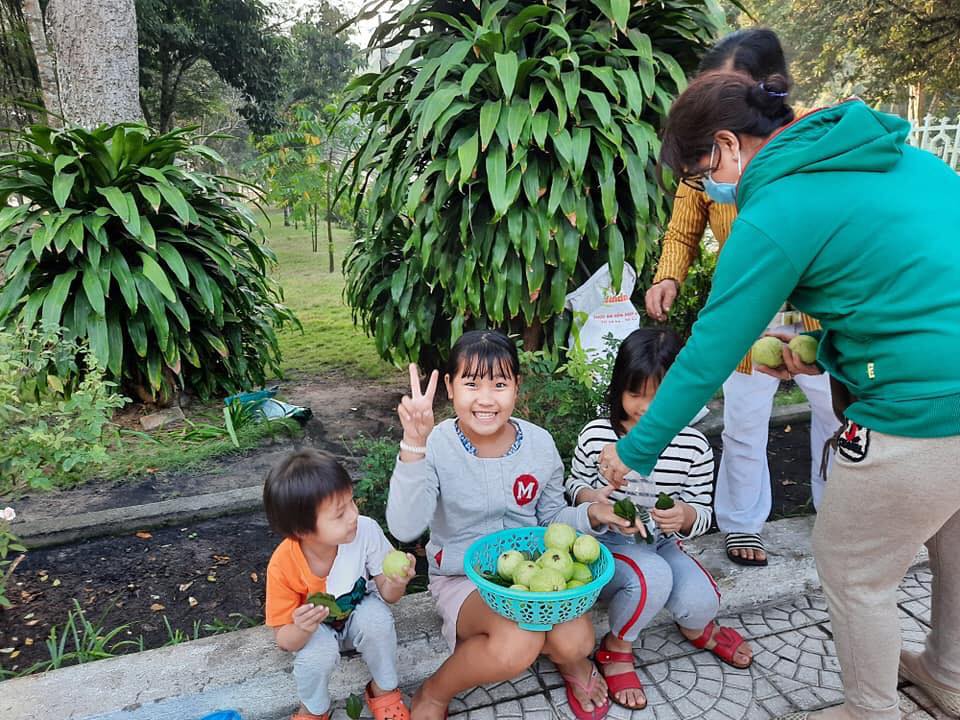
[386,330,632,720]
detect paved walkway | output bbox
[325,566,942,720]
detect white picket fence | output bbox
[908,114,960,171]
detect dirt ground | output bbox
[7,373,409,526]
[0,422,816,675]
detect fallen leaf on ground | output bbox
[52,579,61,587]
[179,581,194,592]
[207,574,217,582]
[150,603,166,612]
[250,572,259,583]
[784,425,792,433]
[188,596,198,608]
[212,555,230,565]
[781,480,797,486]
[135,531,153,540]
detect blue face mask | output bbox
[703,143,741,205]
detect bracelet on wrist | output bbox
[399,440,427,455]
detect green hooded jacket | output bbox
[618,100,960,474]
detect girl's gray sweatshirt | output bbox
[386,418,597,577]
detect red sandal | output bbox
[560,663,611,720]
[291,709,329,720]
[686,621,753,668]
[595,636,646,710]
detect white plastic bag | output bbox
[564,263,640,361]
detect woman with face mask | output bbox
[645,29,840,568]
[601,70,960,720]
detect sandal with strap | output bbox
[687,620,753,668]
[560,663,611,720]
[365,683,411,720]
[595,637,646,709]
[725,533,768,567]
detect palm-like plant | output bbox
[340,0,724,364]
[0,123,299,401]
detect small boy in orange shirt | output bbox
[264,449,416,720]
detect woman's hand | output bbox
[645,279,680,322]
[598,443,631,488]
[754,332,822,380]
[397,363,439,460]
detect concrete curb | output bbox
[16,486,264,550]
[12,403,814,550]
[1,515,865,720]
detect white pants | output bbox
[715,344,840,535]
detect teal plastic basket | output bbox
[464,527,614,632]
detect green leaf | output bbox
[110,250,139,313]
[30,224,49,260]
[138,183,162,212]
[158,183,192,225]
[494,52,519,99]
[416,85,461,146]
[86,312,110,370]
[551,128,573,167]
[134,274,170,348]
[41,268,78,327]
[98,186,132,223]
[507,100,528,149]
[139,214,157,250]
[157,242,189,286]
[562,71,580,112]
[606,225,625,291]
[82,264,106,316]
[66,217,85,251]
[582,89,612,125]
[485,141,509,217]
[20,286,48,330]
[460,62,489,98]
[53,172,76,208]
[479,100,502,151]
[611,0,630,29]
[138,251,177,302]
[457,131,479,188]
[549,268,568,313]
[571,127,590,178]
[128,315,148,357]
[617,69,645,115]
[0,265,31,321]
[655,51,688,92]
[531,112,549,148]
[53,155,77,175]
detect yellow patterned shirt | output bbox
[653,187,821,374]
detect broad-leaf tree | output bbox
[340,0,724,366]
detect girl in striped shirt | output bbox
[566,328,753,710]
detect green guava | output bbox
[566,580,586,589]
[572,534,600,564]
[497,550,525,581]
[789,334,819,364]
[382,550,412,580]
[538,548,574,581]
[751,337,784,368]
[509,584,529,591]
[570,562,593,583]
[544,522,577,552]
[528,567,567,592]
[513,560,539,587]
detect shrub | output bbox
[0,123,299,402]
[0,324,126,493]
[340,0,724,365]
[0,506,25,610]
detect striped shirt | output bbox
[652,186,821,374]
[565,418,714,538]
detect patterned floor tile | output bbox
[902,685,956,720]
[899,569,933,625]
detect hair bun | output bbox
[746,73,791,119]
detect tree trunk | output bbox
[908,81,925,125]
[45,0,142,127]
[327,144,334,272]
[21,0,61,125]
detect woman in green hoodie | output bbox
[598,71,960,720]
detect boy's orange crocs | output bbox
[364,682,411,720]
[291,708,329,720]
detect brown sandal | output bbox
[291,708,329,720]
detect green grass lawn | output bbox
[260,210,397,381]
